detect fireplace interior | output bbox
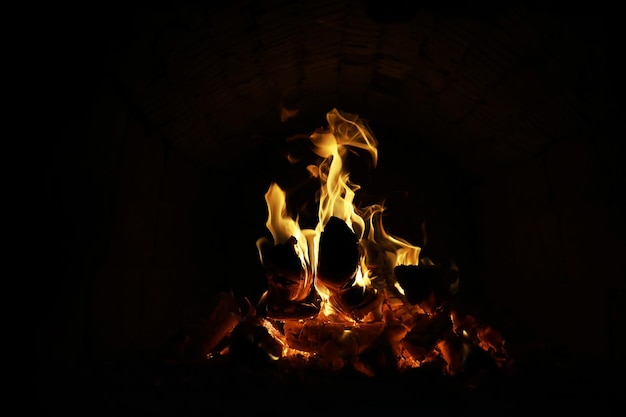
[36,1,623,413]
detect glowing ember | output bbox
[205,108,509,377]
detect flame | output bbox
[362,203,421,267]
[307,109,378,235]
[238,108,508,375]
[261,182,311,265]
[260,109,417,316]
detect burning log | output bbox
[400,311,454,364]
[450,309,509,368]
[282,320,386,370]
[435,332,502,391]
[228,315,286,368]
[216,298,288,368]
[258,297,320,321]
[353,307,415,375]
[259,236,314,303]
[200,292,242,354]
[257,236,319,320]
[316,216,361,291]
[436,333,466,376]
[328,284,384,322]
[161,291,243,362]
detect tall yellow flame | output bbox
[261,108,420,310]
[309,109,378,239]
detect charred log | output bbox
[436,333,466,375]
[357,331,402,376]
[259,236,314,304]
[163,292,242,362]
[401,312,454,363]
[228,317,285,368]
[436,332,502,387]
[328,284,384,322]
[316,216,360,291]
[459,343,503,391]
[257,295,320,320]
[283,321,385,362]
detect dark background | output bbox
[35,1,623,412]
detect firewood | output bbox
[449,310,508,361]
[261,298,320,320]
[316,216,361,291]
[197,292,242,359]
[382,306,411,343]
[327,284,384,322]
[435,334,465,375]
[282,320,386,361]
[460,343,501,382]
[228,317,285,368]
[400,312,453,362]
[261,236,314,303]
[476,325,507,356]
[351,359,376,377]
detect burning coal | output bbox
[193,109,509,378]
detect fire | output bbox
[258,109,420,320]
[202,108,509,378]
